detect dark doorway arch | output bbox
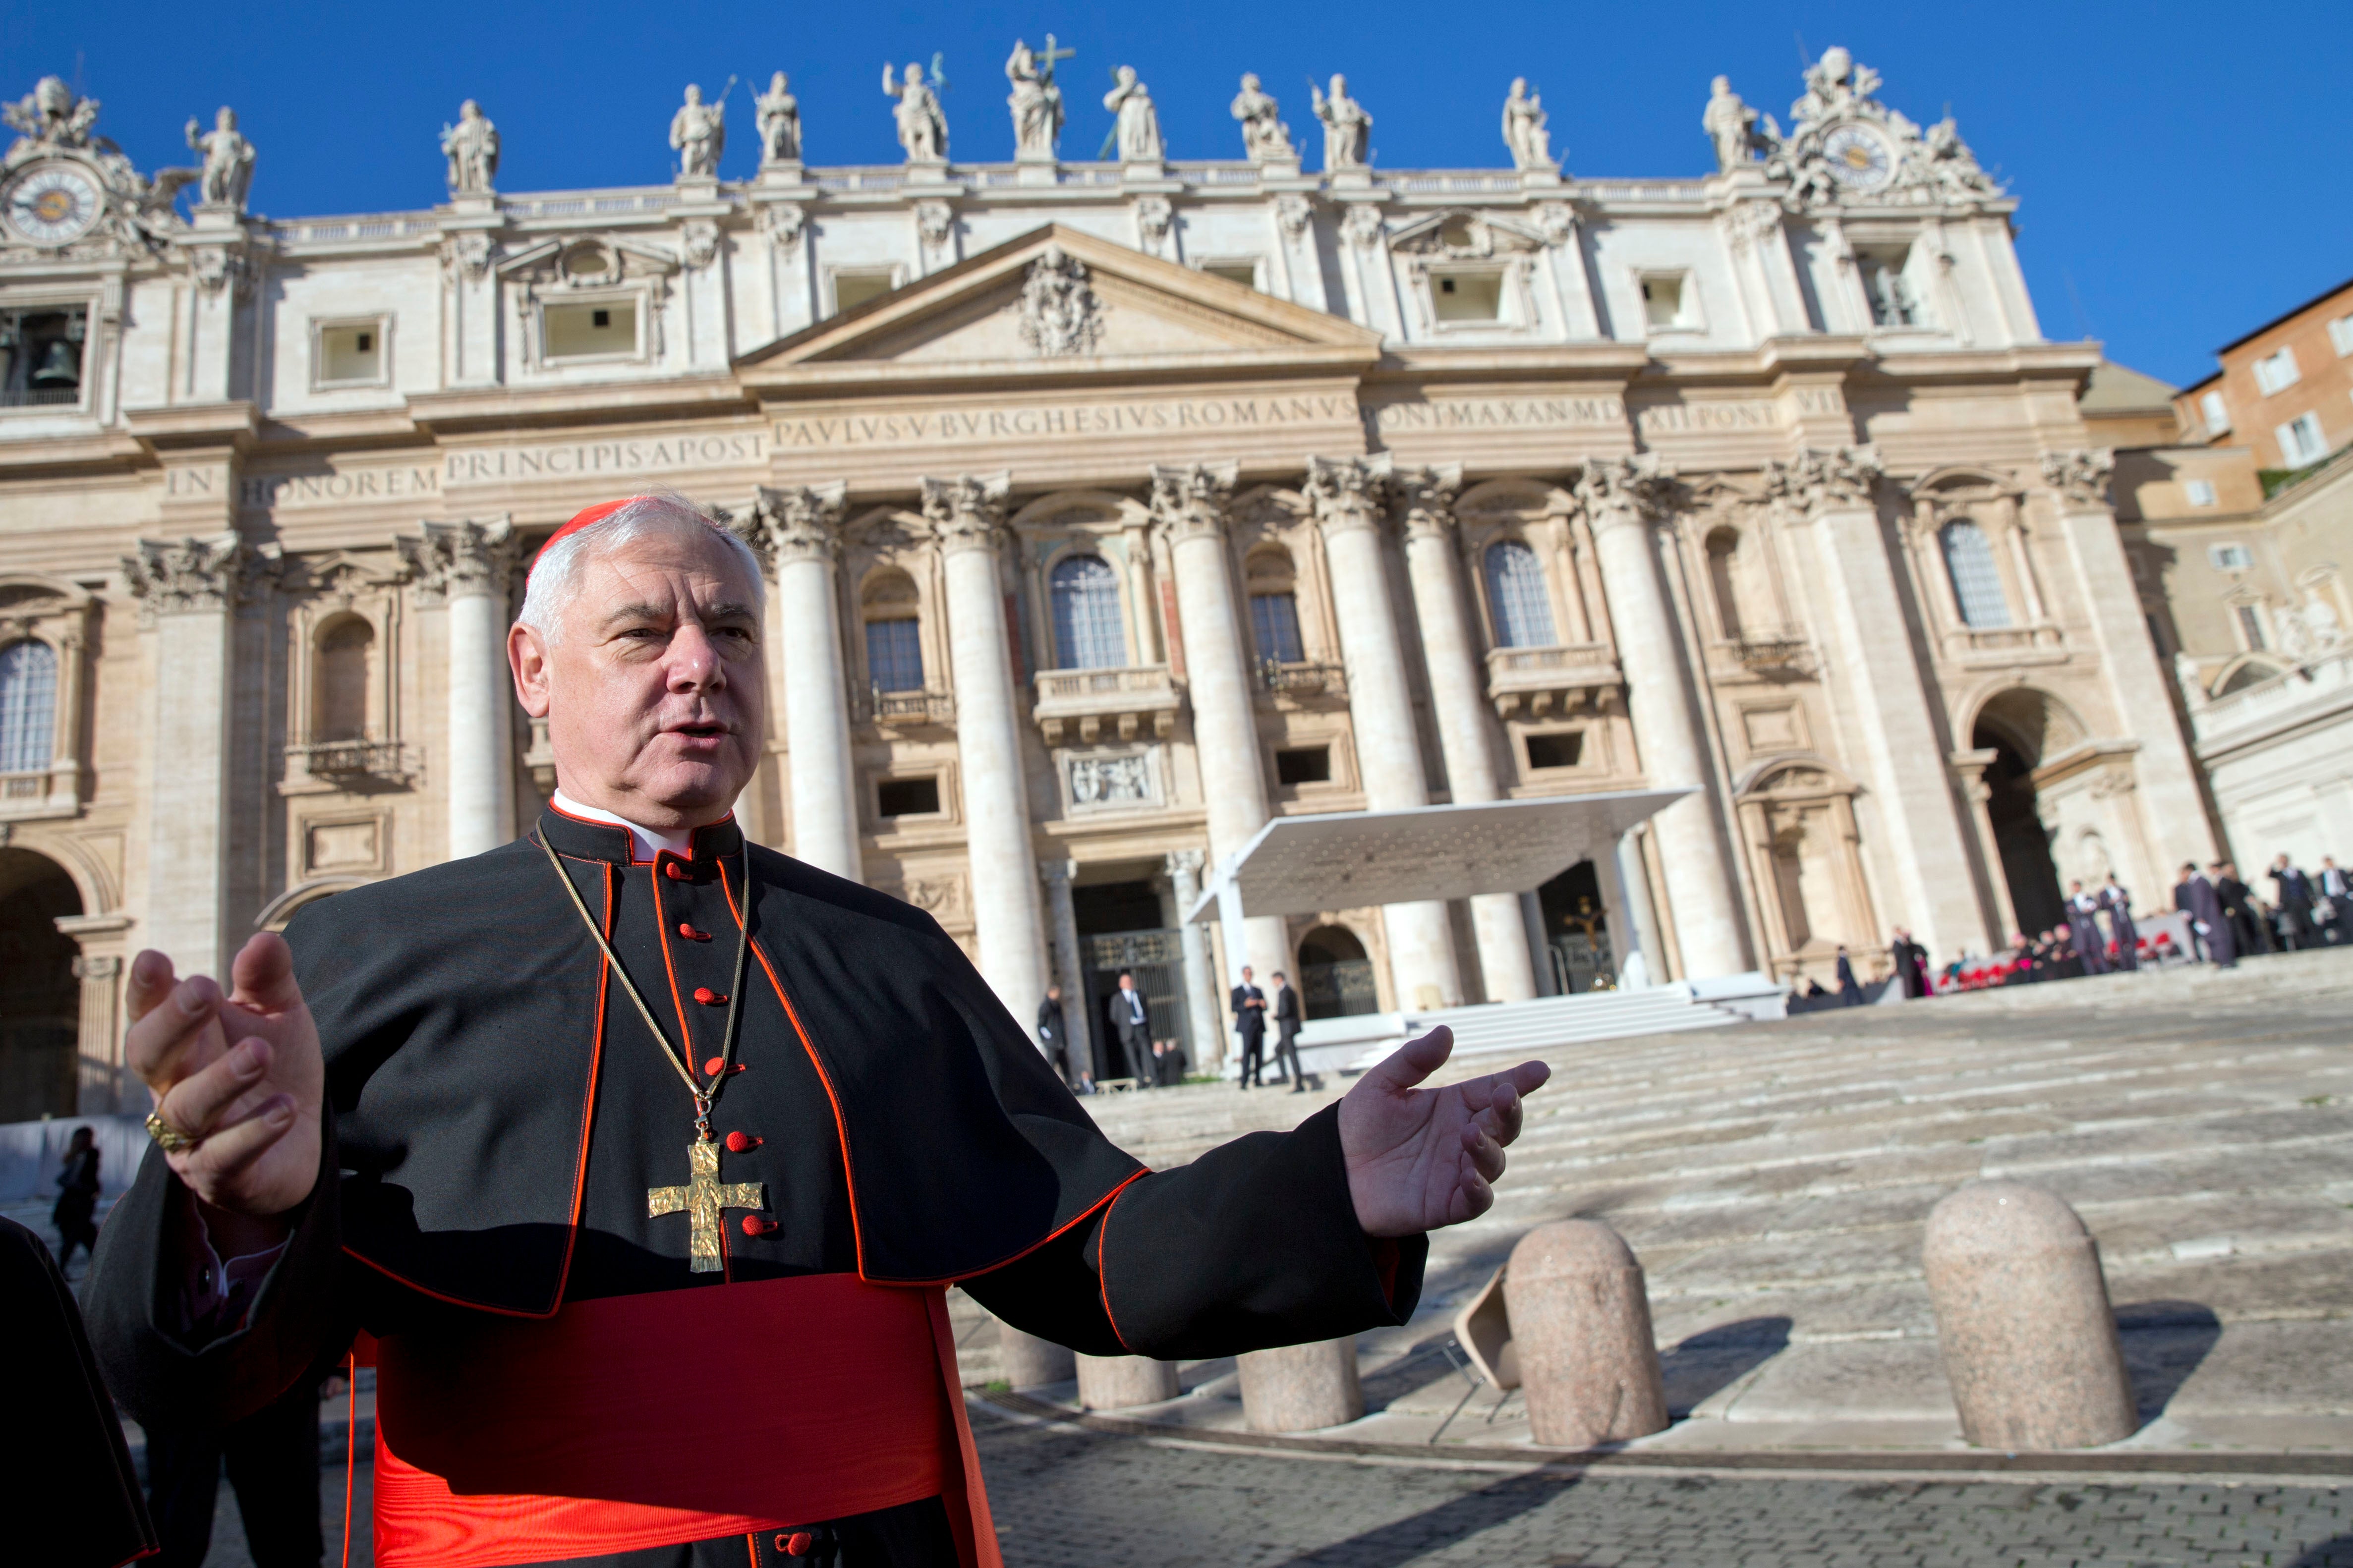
[0,847,82,1120]
[1972,689,2070,939]
[1297,924,1377,1019]
[1536,860,1614,993]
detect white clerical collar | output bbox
[552,791,694,862]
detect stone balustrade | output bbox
[1031,663,1183,744]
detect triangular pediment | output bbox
[737,224,1378,375]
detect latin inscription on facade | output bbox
[241,466,441,509]
[444,433,771,485]
[774,393,1361,450]
[1363,396,1628,440]
[1636,401,1779,435]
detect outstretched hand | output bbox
[1338,1026,1549,1238]
[125,933,324,1252]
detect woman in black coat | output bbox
[52,1124,100,1271]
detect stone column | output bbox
[2042,450,2217,888]
[71,952,124,1113]
[1949,748,2021,943]
[1504,1219,1670,1448]
[1575,459,1747,978]
[1394,464,1539,1002]
[1150,464,1291,994]
[1238,1340,1365,1432]
[924,473,1049,1017]
[123,534,245,980]
[1075,1353,1180,1409]
[1038,859,1094,1074]
[1306,455,1463,1009]
[1768,449,1993,960]
[745,484,861,880]
[416,519,519,862]
[1164,850,1225,1074]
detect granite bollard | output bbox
[1237,1338,1365,1432]
[1074,1352,1180,1409]
[1503,1220,1668,1447]
[1922,1180,2138,1449]
[998,1321,1075,1390]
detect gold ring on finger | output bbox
[145,1109,202,1153]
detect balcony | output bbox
[1257,659,1347,702]
[1947,623,2066,666]
[284,739,411,794]
[0,762,77,821]
[1718,633,1815,676]
[1484,643,1620,719]
[857,687,956,729]
[1032,664,1183,745]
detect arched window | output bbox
[1049,555,1126,670]
[313,619,373,742]
[1938,520,2011,628]
[1245,546,1304,665]
[1705,527,1745,639]
[0,638,57,773]
[1483,540,1557,648]
[860,568,926,693]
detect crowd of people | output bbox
[1801,852,2350,1003]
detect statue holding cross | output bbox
[1006,35,1073,161]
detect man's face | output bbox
[511,525,765,829]
[1118,976,1134,992]
[1241,967,1253,983]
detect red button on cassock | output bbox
[703,1057,725,1077]
[726,1130,760,1153]
[693,987,727,1006]
[678,923,709,941]
[742,1216,779,1237]
[664,861,690,880]
[786,1531,813,1557]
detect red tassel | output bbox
[726,1130,761,1153]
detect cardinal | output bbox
[85,492,1550,1568]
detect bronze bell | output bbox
[30,339,79,388]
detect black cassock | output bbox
[85,811,1423,1568]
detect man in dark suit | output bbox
[2216,860,2270,957]
[1270,970,1306,1093]
[1890,928,1930,998]
[2272,855,2319,950]
[1106,970,1152,1087]
[1036,983,1079,1091]
[2180,861,2235,967]
[1231,965,1268,1090]
[1834,945,1863,1005]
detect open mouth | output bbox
[666,721,731,742]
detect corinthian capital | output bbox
[122,533,251,620]
[2038,448,2115,509]
[1391,462,1463,541]
[1303,453,1394,538]
[740,482,848,570]
[397,516,517,602]
[1573,454,1678,529]
[919,471,1012,554]
[1762,446,1881,513]
[1148,460,1239,543]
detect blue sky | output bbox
[4,0,2345,387]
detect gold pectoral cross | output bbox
[648,1137,768,1273]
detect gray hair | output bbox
[515,490,765,645]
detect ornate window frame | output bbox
[498,236,675,373]
[1733,754,1879,982]
[281,552,408,795]
[1904,467,2063,664]
[843,506,953,728]
[307,313,394,392]
[0,574,92,820]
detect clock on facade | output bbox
[5,162,103,245]
[1819,125,1894,192]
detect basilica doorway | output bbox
[0,847,82,1120]
[1972,690,2068,939]
[1073,878,1190,1082]
[1297,925,1378,1019]
[1536,861,1615,993]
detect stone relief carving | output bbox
[915,199,954,255]
[1533,201,1576,248]
[679,220,720,271]
[1066,752,1156,808]
[1574,454,1678,524]
[1764,446,1882,511]
[1012,242,1102,357]
[1148,460,1239,541]
[5,76,102,153]
[754,201,804,246]
[892,875,964,920]
[1005,37,1070,160]
[1722,199,1781,254]
[1305,453,1394,535]
[1,77,185,257]
[1231,73,1295,163]
[1340,204,1385,252]
[395,517,516,603]
[122,534,258,620]
[920,472,1013,551]
[440,100,499,196]
[1391,208,1540,261]
[1275,193,1313,242]
[2038,448,2115,508]
[1500,78,1554,171]
[741,482,848,567]
[1392,462,1464,540]
[754,72,801,165]
[1131,195,1172,256]
[1311,75,1372,170]
[1763,46,2001,212]
[670,84,726,179]
[186,244,248,296]
[1103,66,1162,163]
[184,107,254,211]
[440,230,494,282]
[1702,75,1777,172]
[882,62,948,163]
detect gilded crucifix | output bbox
[648,1137,768,1273]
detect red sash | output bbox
[367,1274,999,1568]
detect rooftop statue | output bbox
[881,61,947,163]
[1311,73,1371,171]
[184,106,255,211]
[1230,73,1295,163]
[1790,45,1882,130]
[1006,36,1072,160]
[1500,77,1554,170]
[1702,75,1778,172]
[755,72,800,165]
[1103,66,1162,163]
[440,100,499,196]
[670,83,726,179]
[4,76,102,155]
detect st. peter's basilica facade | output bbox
[0,48,2210,1114]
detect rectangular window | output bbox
[876,776,941,818]
[1524,731,1584,771]
[2253,347,2300,395]
[315,320,386,387]
[2182,478,2218,508]
[0,304,88,408]
[542,299,637,360]
[2332,316,2353,358]
[864,617,924,693]
[1640,273,1691,330]
[2199,390,2231,435]
[1249,593,1304,665]
[2278,412,2329,467]
[1274,747,1331,785]
[1433,271,1505,323]
[2208,543,2253,570]
[830,269,898,315]
[2237,604,2267,651]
